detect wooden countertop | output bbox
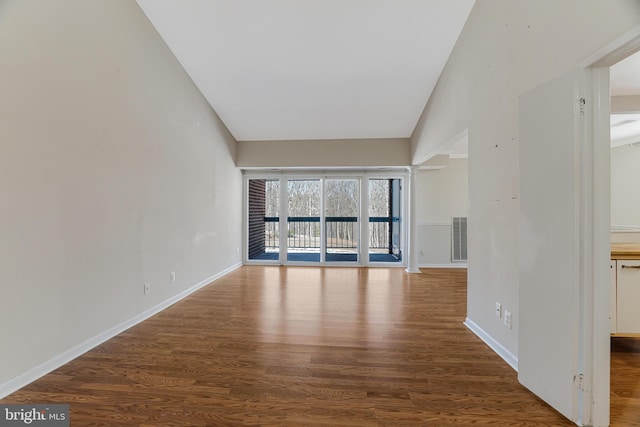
[611,242,640,259]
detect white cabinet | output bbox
[616,259,640,334]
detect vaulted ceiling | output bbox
[136,0,475,142]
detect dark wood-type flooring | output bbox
[2,267,639,426]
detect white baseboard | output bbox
[420,263,467,269]
[464,317,518,371]
[0,263,242,399]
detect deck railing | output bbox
[264,216,397,252]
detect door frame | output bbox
[322,176,361,265]
[284,176,325,264]
[242,169,409,267]
[573,26,640,426]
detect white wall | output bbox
[0,0,242,389]
[610,98,640,243]
[612,144,640,228]
[411,0,640,358]
[612,95,640,112]
[416,156,469,266]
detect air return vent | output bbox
[452,217,468,262]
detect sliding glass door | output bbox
[368,178,402,263]
[287,179,321,262]
[325,179,359,263]
[247,178,280,261]
[246,173,405,266]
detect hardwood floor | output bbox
[611,337,640,426]
[1,266,637,426]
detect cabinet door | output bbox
[611,260,617,334]
[617,260,640,334]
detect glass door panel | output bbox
[248,178,280,261]
[368,178,402,263]
[325,179,359,262]
[287,179,321,262]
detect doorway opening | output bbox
[368,178,402,263]
[607,47,640,427]
[515,27,640,426]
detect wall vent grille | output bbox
[452,217,468,262]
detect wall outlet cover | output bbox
[504,310,512,329]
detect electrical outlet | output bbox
[170,272,176,283]
[144,283,151,295]
[504,310,512,329]
[495,302,502,318]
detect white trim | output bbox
[611,225,640,232]
[246,171,409,269]
[406,166,420,273]
[579,25,640,69]
[420,263,467,269]
[579,25,640,427]
[241,167,409,176]
[0,263,242,399]
[577,66,594,424]
[590,64,613,427]
[418,165,447,171]
[464,317,518,371]
[611,133,640,148]
[419,128,469,163]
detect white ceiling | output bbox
[611,113,640,148]
[136,0,475,141]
